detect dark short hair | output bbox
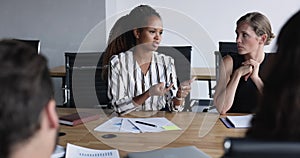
[0,39,53,157]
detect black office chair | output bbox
[200,42,238,112]
[157,46,192,111]
[215,42,238,81]
[13,38,40,53]
[64,52,109,108]
[222,137,300,158]
[157,46,192,82]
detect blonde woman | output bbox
[214,12,275,114]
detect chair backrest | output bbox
[157,46,192,111]
[219,42,238,57]
[127,146,210,158]
[222,137,300,158]
[65,52,109,108]
[157,46,192,83]
[215,42,238,81]
[13,38,40,53]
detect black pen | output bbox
[135,121,157,127]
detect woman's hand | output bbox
[149,82,173,96]
[176,77,195,99]
[236,64,253,81]
[242,59,260,81]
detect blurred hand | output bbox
[149,82,173,96]
[177,77,195,98]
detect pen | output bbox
[135,121,157,127]
[127,119,142,132]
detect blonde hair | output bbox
[237,12,275,45]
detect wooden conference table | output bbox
[57,108,246,158]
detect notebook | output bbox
[220,114,253,128]
[126,146,210,158]
[59,112,100,126]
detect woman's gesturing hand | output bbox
[177,77,195,98]
[149,82,174,96]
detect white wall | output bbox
[105,0,300,99]
[0,0,107,105]
[106,0,299,53]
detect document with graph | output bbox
[65,143,119,158]
[94,117,181,133]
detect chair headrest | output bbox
[223,137,300,158]
[219,42,237,54]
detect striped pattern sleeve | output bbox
[108,52,136,114]
[107,51,180,114]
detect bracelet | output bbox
[175,97,183,100]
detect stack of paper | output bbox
[94,117,181,133]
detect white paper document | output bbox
[226,114,253,128]
[94,117,181,133]
[119,118,141,133]
[65,143,120,158]
[94,117,123,132]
